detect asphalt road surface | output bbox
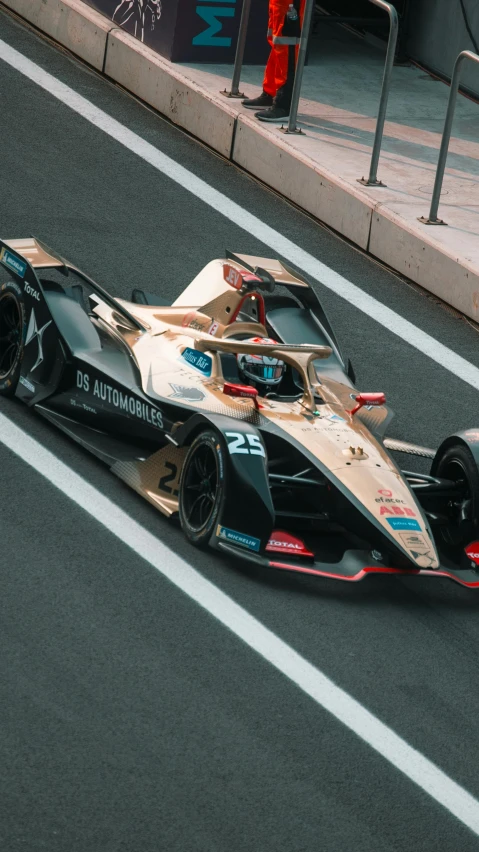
[1,8,479,852]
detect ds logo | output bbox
[193,0,236,47]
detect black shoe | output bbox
[255,105,290,123]
[242,91,274,109]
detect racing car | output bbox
[2,236,479,588]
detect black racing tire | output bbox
[179,429,226,548]
[0,280,26,397]
[434,442,479,547]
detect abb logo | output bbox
[380,506,416,517]
[223,264,243,290]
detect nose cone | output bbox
[335,466,440,569]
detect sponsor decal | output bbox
[208,320,219,336]
[400,533,428,549]
[76,370,163,428]
[378,489,393,497]
[328,414,345,422]
[0,247,27,278]
[464,430,479,444]
[266,531,314,558]
[386,517,421,532]
[376,497,405,505]
[180,347,212,376]
[379,505,416,516]
[24,282,40,301]
[169,383,205,402]
[19,375,35,393]
[465,542,479,565]
[25,309,52,372]
[181,311,207,331]
[70,398,97,414]
[217,525,261,552]
[223,263,243,289]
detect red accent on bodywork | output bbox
[465,542,479,565]
[268,561,479,588]
[223,264,244,290]
[266,530,314,558]
[349,392,386,417]
[223,381,260,409]
[230,293,266,325]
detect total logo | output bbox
[24,282,40,301]
[269,540,303,550]
[465,542,479,565]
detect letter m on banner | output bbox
[193,3,235,46]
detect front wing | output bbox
[217,541,479,589]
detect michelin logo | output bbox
[217,525,261,552]
[0,247,27,278]
[76,371,163,429]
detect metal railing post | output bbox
[282,0,316,134]
[220,0,252,98]
[358,0,398,187]
[419,50,479,225]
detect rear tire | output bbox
[0,281,25,397]
[179,429,225,548]
[433,442,479,547]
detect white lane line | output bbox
[1,40,479,392]
[1,410,479,833]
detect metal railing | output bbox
[357,0,398,186]
[419,50,479,225]
[220,0,252,98]
[283,0,316,134]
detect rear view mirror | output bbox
[349,392,386,416]
[223,381,259,409]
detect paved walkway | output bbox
[180,24,479,318]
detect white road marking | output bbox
[1,410,479,833]
[1,39,479,391]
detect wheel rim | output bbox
[438,457,473,545]
[182,443,219,532]
[0,293,22,380]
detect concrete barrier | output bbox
[2,0,112,71]
[105,30,236,160]
[369,207,479,320]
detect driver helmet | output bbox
[237,337,286,390]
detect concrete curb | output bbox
[2,0,113,71]
[233,116,373,250]
[3,0,479,320]
[105,30,236,160]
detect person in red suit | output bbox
[242,0,305,122]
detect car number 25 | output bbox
[225,431,265,457]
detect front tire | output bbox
[0,281,25,397]
[179,429,225,548]
[433,442,479,547]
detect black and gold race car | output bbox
[2,236,479,587]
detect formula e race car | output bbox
[2,236,479,588]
